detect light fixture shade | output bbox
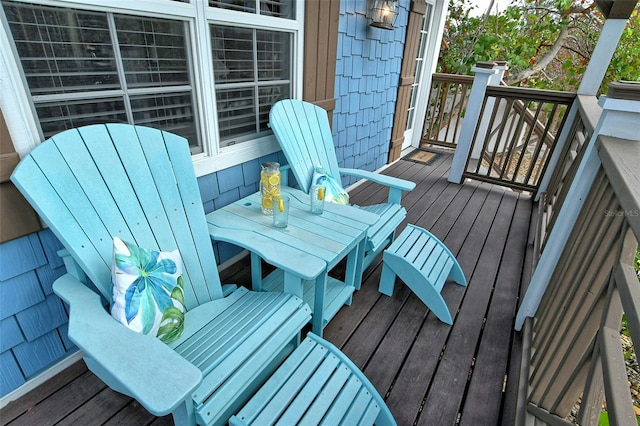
[368,0,399,30]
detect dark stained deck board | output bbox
[379,184,512,425]
[1,359,88,424]
[1,154,533,426]
[7,370,107,426]
[417,190,521,425]
[458,195,533,426]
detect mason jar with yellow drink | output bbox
[260,162,281,215]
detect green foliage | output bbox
[603,11,640,93]
[598,411,640,425]
[438,0,640,93]
[598,411,609,426]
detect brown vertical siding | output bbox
[0,110,42,243]
[303,0,340,121]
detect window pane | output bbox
[258,84,289,131]
[257,30,289,81]
[211,27,254,84]
[3,2,119,95]
[36,98,127,139]
[209,0,256,14]
[259,0,294,19]
[130,92,198,150]
[208,0,294,19]
[215,88,256,143]
[211,24,291,144]
[115,16,190,89]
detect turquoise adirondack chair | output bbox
[10,124,314,425]
[269,99,416,272]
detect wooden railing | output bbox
[537,95,602,251]
[462,85,575,193]
[420,73,474,148]
[522,135,640,426]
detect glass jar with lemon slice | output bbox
[260,162,281,214]
[310,184,326,214]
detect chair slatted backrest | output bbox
[11,124,223,309]
[269,99,341,192]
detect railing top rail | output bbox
[608,81,640,101]
[576,94,602,136]
[431,73,475,84]
[598,135,640,239]
[486,85,576,103]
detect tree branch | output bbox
[504,24,571,84]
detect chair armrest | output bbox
[339,167,416,204]
[53,273,202,416]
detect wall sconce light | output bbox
[368,0,399,30]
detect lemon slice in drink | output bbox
[262,197,273,209]
[318,187,325,201]
[278,198,285,212]
[268,174,280,186]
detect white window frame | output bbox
[0,0,304,177]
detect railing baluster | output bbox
[451,82,470,144]
[421,73,474,148]
[524,102,558,186]
[460,84,574,193]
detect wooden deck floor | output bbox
[1,151,534,426]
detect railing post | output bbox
[491,60,508,84]
[470,61,509,160]
[516,81,640,330]
[448,62,498,183]
[578,5,634,96]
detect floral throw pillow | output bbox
[110,237,185,343]
[311,165,349,205]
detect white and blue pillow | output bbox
[110,237,185,343]
[311,165,349,205]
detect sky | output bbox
[469,0,512,16]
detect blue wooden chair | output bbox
[10,124,313,426]
[269,99,416,273]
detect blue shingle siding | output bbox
[58,323,75,351]
[197,172,220,205]
[0,234,46,281]
[0,271,45,320]
[333,0,409,187]
[16,294,68,342]
[1,351,25,396]
[36,264,66,295]
[217,164,244,193]
[241,159,261,186]
[0,317,24,352]
[38,228,65,269]
[13,330,66,377]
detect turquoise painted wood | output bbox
[229,333,396,426]
[207,187,377,336]
[379,225,467,325]
[269,99,416,271]
[10,124,311,426]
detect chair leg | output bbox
[414,285,453,325]
[379,261,396,297]
[449,259,467,286]
[172,399,195,426]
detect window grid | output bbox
[2,0,300,164]
[211,25,291,146]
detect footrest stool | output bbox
[229,333,396,426]
[379,224,467,325]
